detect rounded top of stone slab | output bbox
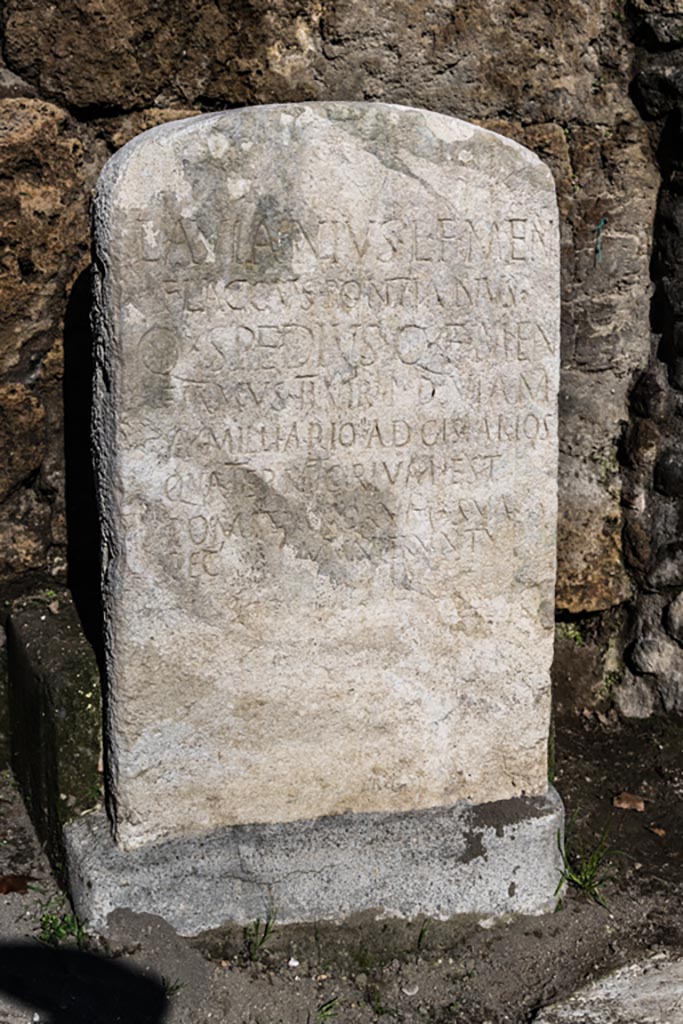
[95,101,556,208]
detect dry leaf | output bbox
[613,792,646,812]
[0,874,37,894]
[648,826,666,838]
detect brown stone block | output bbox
[556,516,630,613]
[556,463,630,613]
[2,0,324,112]
[0,382,45,502]
[0,489,49,583]
[0,98,103,377]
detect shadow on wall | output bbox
[0,942,167,1022]
[63,267,104,666]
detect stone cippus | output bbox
[66,102,564,934]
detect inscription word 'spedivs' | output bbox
[138,318,555,374]
[92,103,560,850]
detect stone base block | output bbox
[66,788,564,937]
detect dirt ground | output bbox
[1,710,682,1024]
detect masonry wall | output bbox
[0,0,673,713]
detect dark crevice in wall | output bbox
[63,268,104,666]
[64,101,147,123]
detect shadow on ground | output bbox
[0,942,167,1024]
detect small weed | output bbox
[355,947,375,973]
[598,669,621,700]
[161,976,185,998]
[85,779,103,807]
[308,997,338,1023]
[39,904,84,947]
[555,825,620,907]
[557,622,585,647]
[368,987,394,1018]
[416,918,430,955]
[243,909,277,961]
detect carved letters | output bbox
[95,105,562,842]
[138,212,550,269]
[128,202,555,583]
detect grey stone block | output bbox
[66,786,564,937]
[534,954,683,1023]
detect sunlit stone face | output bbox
[92,102,560,850]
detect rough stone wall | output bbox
[615,0,683,715]
[0,1,664,710]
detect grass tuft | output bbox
[243,909,277,961]
[555,825,621,908]
[315,997,339,1022]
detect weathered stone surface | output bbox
[0,0,625,122]
[0,638,8,769]
[556,457,629,614]
[629,633,683,712]
[632,57,683,119]
[629,0,683,49]
[553,112,657,613]
[0,99,99,378]
[2,0,322,112]
[91,107,201,152]
[612,670,657,718]
[0,489,51,587]
[534,954,683,1024]
[0,383,45,502]
[93,102,560,849]
[654,447,683,495]
[66,788,565,935]
[649,542,683,588]
[630,368,671,422]
[0,98,106,594]
[664,591,683,643]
